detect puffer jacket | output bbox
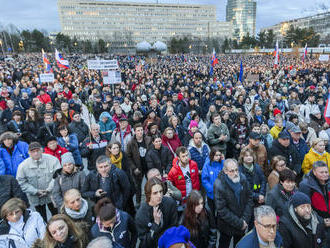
[99,112,116,141]
[0,140,29,176]
[201,157,224,200]
[68,120,89,144]
[301,148,330,175]
[145,144,172,174]
[0,210,46,248]
[168,157,200,200]
[213,171,253,236]
[16,154,61,206]
[279,204,326,248]
[91,209,137,248]
[188,139,210,170]
[44,145,68,164]
[0,175,29,209]
[52,168,86,209]
[57,134,82,166]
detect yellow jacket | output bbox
[301,148,330,174]
[270,125,283,139]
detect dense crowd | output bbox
[0,53,329,248]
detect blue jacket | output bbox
[201,157,224,199]
[99,112,116,141]
[188,141,210,170]
[57,134,82,166]
[236,228,283,248]
[91,209,137,248]
[290,137,308,164]
[0,141,29,176]
[239,164,266,203]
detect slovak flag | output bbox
[211,48,219,67]
[42,49,53,72]
[274,40,279,68]
[324,93,330,125]
[302,44,308,62]
[55,49,70,69]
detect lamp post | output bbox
[0,39,4,56]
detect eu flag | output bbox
[239,60,243,82]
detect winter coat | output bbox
[266,183,296,218]
[37,93,52,104]
[245,143,268,176]
[213,171,253,236]
[267,170,280,190]
[168,157,200,200]
[302,127,317,148]
[57,134,82,166]
[16,154,61,206]
[197,120,208,137]
[170,124,185,142]
[279,204,326,248]
[0,140,29,177]
[239,164,266,204]
[145,144,172,174]
[201,157,224,200]
[110,126,133,152]
[126,135,152,173]
[188,140,210,170]
[91,209,137,248]
[52,168,86,209]
[98,112,116,141]
[291,138,309,165]
[0,210,46,248]
[68,120,89,144]
[80,135,108,170]
[300,173,330,219]
[37,123,57,146]
[22,121,42,143]
[81,167,130,210]
[301,148,330,175]
[269,139,301,174]
[0,175,29,210]
[44,145,68,164]
[207,123,230,152]
[300,101,320,124]
[236,228,283,248]
[135,196,178,248]
[270,125,283,139]
[161,133,182,158]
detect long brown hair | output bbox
[183,190,206,237]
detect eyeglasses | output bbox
[226,168,239,173]
[257,221,277,231]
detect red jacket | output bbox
[37,93,52,104]
[168,157,200,200]
[61,90,72,100]
[44,145,68,164]
[162,134,182,158]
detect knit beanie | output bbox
[189,120,198,129]
[158,225,191,248]
[273,108,281,117]
[291,192,311,208]
[61,152,75,166]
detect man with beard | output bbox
[188,131,210,171]
[214,159,253,248]
[279,192,326,248]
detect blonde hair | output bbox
[63,189,81,205]
[1,198,27,219]
[238,147,256,165]
[312,138,324,148]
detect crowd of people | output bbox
[0,52,329,248]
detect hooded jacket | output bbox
[201,157,224,200]
[301,148,330,175]
[98,112,116,141]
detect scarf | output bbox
[312,148,325,157]
[110,152,123,169]
[65,198,88,220]
[243,163,254,173]
[224,174,242,204]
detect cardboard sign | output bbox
[87,59,119,70]
[246,73,259,82]
[39,73,54,83]
[103,71,122,84]
[319,54,329,62]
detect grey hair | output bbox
[147,168,160,180]
[223,158,238,170]
[87,236,113,248]
[254,205,276,223]
[96,155,111,166]
[312,161,327,170]
[90,123,100,130]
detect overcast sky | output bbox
[0,0,329,34]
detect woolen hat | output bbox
[291,192,311,208]
[158,225,191,248]
[278,130,290,139]
[61,152,75,166]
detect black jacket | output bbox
[213,171,253,236]
[269,139,301,174]
[80,135,107,170]
[37,123,57,146]
[81,167,130,210]
[68,120,89,144]
[145,144,173,174]
[135,196,178,248]
[279,204,326,248]
[21,120,42,143]
[0,175,29,209]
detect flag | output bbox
[274,40,279,68]
[209,48,219,76]
[55,49,70,69]
[324,93,330,125]
[42,49,53,72]
[302,43,308,62]
[239,60,243,82]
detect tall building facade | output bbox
[226,0,256,40]
[57,0,232,44]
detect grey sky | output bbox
[0,0,329,34]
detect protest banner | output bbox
[319,54,329,62]
[102,70,122,84]
[39,73,54,83]
[87,59,119,70]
